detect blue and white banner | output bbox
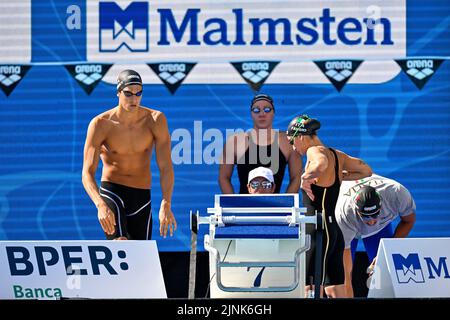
[0,1,31,63]
[368,238,450,298]
[0,241,166,299]
[89,0,406,84]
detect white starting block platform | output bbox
[195,194,317,298]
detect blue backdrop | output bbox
[0,0,449,251]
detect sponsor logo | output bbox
[148,62,196,94]
[314,60,363,91]
[1,242,165,299]
[5,245,129,277]
[396,58,445,89]
[64,64,113,94]
[157,8,394,47]
[392,253,425,283]
[13,285,62,299]
[231,61,279,92]
[99,1,149,52]
[0,65,32,97]
[88,2,405,85]
[392,253,450,284]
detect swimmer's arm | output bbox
[339,218,357,298]
[154,112,177,237]
[219,135,236,194]
[154,112,174,205]
[394,212,416,238]
[302,147,328,181]
[82,118,105,207]
[301,147,328,200]
[285,145,302,193]
[82,118,115,235]
[341,154,372,181]
[343,248,354,298]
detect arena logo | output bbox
[396,58,445,90]
[148,62,196,94]
[99,1,149,52]
[314,60,363,91]
[0,65,32,97]
[392,253,450,284]
[65,63,113,94]
[231,61,279,92]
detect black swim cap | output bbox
[354,186,382,216]
[251,93,274,110]
[286,114,321,137]
[117,69,142,92]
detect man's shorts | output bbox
[99,181,152,240]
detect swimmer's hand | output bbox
[97,201,116,235]
[159,199,177,238]
[367,257,377,277]
[301,173,318,201]
[366,257,377,288]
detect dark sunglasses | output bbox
[122,90,143,97]
[249,181,273,189]
[251,106,273,114]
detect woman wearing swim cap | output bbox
[286,114,373,298]
[219,93,302,195]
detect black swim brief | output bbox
[99,181,152,240]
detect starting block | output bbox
[192,194,317,298]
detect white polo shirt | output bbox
[335,174,416,248]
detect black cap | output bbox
[251,93,274,109]
[354,186,381,216]
[117,69,142,92]
[286,114,321,137]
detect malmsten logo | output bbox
[148,62,196,94]
[0,65,32,97]
[99,1,149,52]
[392,253,425,284]
[395,58,445,90]
[231,61,279,92]
[64,64,113,94]
[314,60,363,92]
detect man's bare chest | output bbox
[104,122,154,154]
